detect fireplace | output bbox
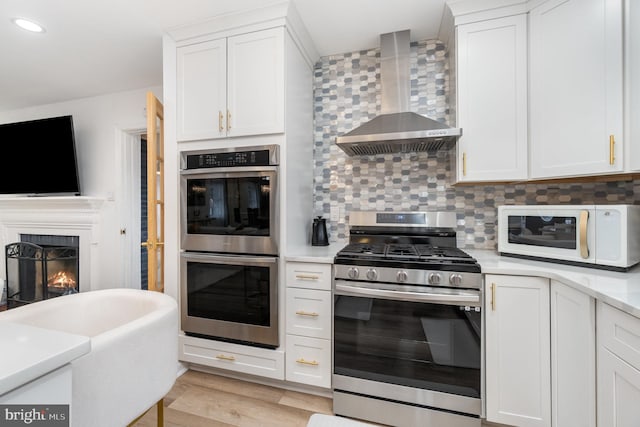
[5,234,79,308]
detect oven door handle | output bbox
[181,251,278,265]
[334,281,481,306]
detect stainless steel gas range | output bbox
[332,211,483,427]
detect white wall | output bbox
[0,86,162,290]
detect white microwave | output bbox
[497,204,640,271]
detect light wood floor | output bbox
[130,369,334,427]
[131,369,503,427]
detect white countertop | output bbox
[466,249,640,318]
[0,322,91,396]
[285,242,345,263]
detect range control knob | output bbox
[449,274,463,286]
[366,269,378,281]
[428,272,442,285]
[396,270,409,283]
[347,267,359,280]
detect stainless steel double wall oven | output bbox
[180,145,280,348]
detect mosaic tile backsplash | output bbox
[312,39,640,250]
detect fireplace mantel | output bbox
[0,196,105,293]
[0,196,104,226]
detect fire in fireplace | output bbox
[4,235,79,309]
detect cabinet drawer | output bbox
[286,262,332,290]
[179,334,284,380]
[285,335,331,388]
[598,302,640,370]
[286,288,332,339]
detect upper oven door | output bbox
[181,167,279,255]
[498,205,596,264]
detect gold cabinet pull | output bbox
[216,354,235,361]
[609,135,615,165]
[296,274,319,281]
[295,310,319,317]
[491,282,496,311]
[227,110,231,131]
[462,152,467,176]
[579,210,589,259]
[219,111,224,132]
[296,358,319,366]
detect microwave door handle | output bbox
[580,210,589,259]
[334,282,481,306]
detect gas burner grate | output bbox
[340,243,386,256]
[385,244,419,258]
[415,245,475,261]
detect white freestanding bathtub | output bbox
[0,288,179,426]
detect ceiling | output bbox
[0,0,447,112]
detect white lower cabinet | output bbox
[284,261,332,389]
[485,276,597,427]
[285,335,331,388]
[179,334,285,380]
[485,274,551,427]
[550,280,596,427]
[597,301,640,427]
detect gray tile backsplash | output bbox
[313,40,639,249]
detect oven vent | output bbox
[339,137,454,156]
[335,30,461,156]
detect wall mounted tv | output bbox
[0,115,81,196]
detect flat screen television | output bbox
[0,115,81,196]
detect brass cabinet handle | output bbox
[296,274,319,281]
[219,111,224,132]
[462,152,467,176]
[491,282,496,311]
[216,354,235,361]
[579,210,589,259]
[295,310,319,317]
[227,110,231,131]
[609,135,615,165]
[296,358,319,366]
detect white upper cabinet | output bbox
[177,27,285,142]
[227,29,285,139]
[177,39,227,141]
[627,0,640,171]
[529,0,624,178]
[456,14,528,182]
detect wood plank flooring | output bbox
[130,370,334,427]
[131,369,504,427]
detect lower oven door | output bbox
[333,280,483,425]
[180,252,278,348]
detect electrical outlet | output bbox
[330,206,339,222]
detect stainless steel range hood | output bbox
[335,30,461,156]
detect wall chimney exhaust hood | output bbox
[335,30,461,156]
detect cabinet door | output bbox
[177,38,227,141]
[550,280,596,427]
[598,347,640,427]
[286,287,332,339]
[285,334,331,388]
[456,14,528,182]
[485,274,551,427]
[227,27,285,138]
[529,0,623,178]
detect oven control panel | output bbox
[181,145,279,169]
[336,265,482,290]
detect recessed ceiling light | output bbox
[12,18,45,33]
